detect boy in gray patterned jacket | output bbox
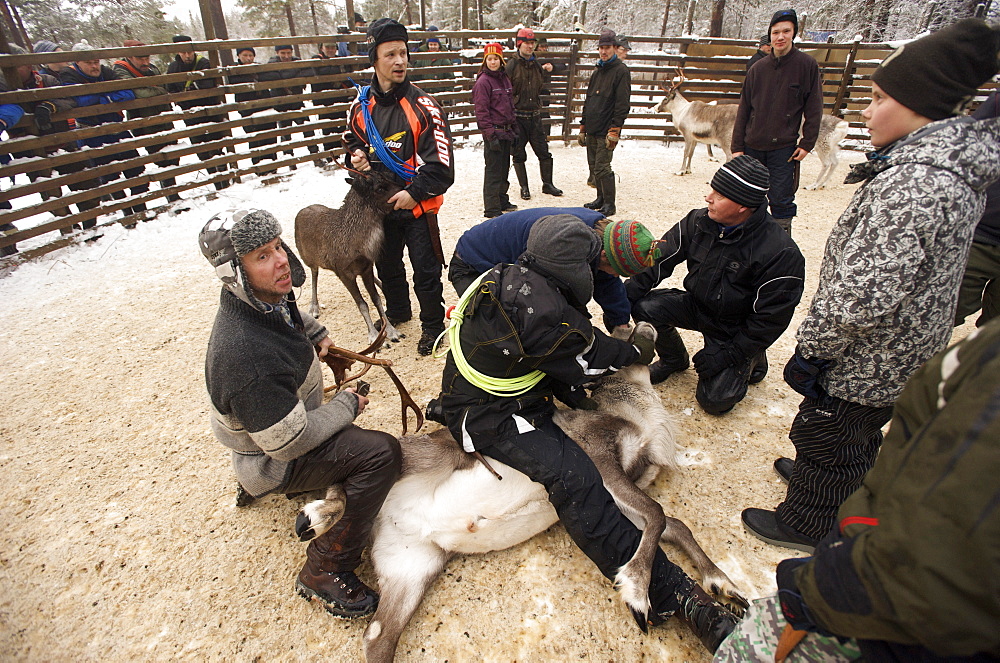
[742,18,1000,551]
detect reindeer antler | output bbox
[319,318,424,434]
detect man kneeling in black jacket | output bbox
[627,156,805,415]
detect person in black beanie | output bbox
[627,155,804,415]
[200,209,400,620]
[746,34,770,71]
[743,18,1000,553]
[732,8,822,235]
[345,18,455,356]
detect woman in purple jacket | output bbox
[472,43,518,218]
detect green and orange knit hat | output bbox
[603,219,659,277]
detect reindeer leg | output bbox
[678,137,696,175]
[586,446,665,633]
[309,266,321,319]
[705,143,719,162]
[295,484,347,541]
[362,269,402,343]
[364,537,451,663]
[336,272,380,345]
[659,516,749,615]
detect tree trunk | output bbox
[7,0,29,48]
[310,0,319,34]
[709,0,725,37]
[207,0,232,65]
[346,0,356,54]
[285,1,299,58]
[685,0,697,35]
[0,0,26,48]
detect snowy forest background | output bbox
[6,0,999,56]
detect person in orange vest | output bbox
[345,18,455,356]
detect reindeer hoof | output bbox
[630,607,650,634]
[725,591,750,618]
[295,511,318,541]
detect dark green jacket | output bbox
[581,56,630,136]
[787,320,1000,658]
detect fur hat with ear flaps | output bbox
[199,209,306,312]
[521,214,602,308]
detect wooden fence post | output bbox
[831,37,861,118]
[561,38,582,142]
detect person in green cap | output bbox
[627,155,805,415]
[447,207,657,332]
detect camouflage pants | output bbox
[713,596,861,662]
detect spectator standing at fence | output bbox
[615,35,632,61]
[113,39,182,205]
[199,209,400,620]
[0,75,24,256]
[311,42,350,166]
[345,18,454,356]
[745,34,770,71]
[732,9,822,236]
[954,89,1000,329]
[262,45,318,162]
[60,42,150,224]
[473,42,518,219]
[32,40,68,78]
[166,35,231,191]
[742,19,1000,552]
[227,46,278,169]
[1,44,82,245]
[580,30,631,218]
[507,27,563,201]
[629,156,805,415]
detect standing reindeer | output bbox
[657,72,849,188]
[294,171,404,345]
[295,323,748,662]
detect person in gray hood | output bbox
[742,18,1000,552]
[200,209,401,620]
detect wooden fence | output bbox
[0,30,993,257]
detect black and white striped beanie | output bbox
[710,155,769,209]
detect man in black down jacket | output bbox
[628,156,805,415]
[431,214,740,653]
[580,29,631,217]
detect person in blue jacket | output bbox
[448,208,656,332]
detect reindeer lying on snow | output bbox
[657,73,849,189]
[296,323,748,662]
[294,171,404,346]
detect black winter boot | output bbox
[648,327,689,384]
[598,173,616,216]
[540,158,562,196]
[584,174,603,210]
[773,217,793,235]
[748,350,767,384]
[513,162,530,200]
[672,580,740,654]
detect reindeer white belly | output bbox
[377,458,557,556]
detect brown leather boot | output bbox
[296,555,379,618]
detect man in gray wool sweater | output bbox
[199,209,401,620]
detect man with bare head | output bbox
[345,18,454,356]
[732,9,822,235]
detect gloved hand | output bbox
[576,396,599,410]
[486,137,503,152]
[776,557,823,633]
[633,334,655,364]
[692,344,734,378]
[783,348,831,399]
[577,127,587,147]
[605,127,621,150]
[34,101,55,133]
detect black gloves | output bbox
[486,137,503,152]
[783,348,831,399]
[776,557,822,632]
[692,344,736,378]
[633,334,655,364]
[34,101,55,133]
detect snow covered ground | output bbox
[0,140,898,660]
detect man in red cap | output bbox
[506,27,563,201]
